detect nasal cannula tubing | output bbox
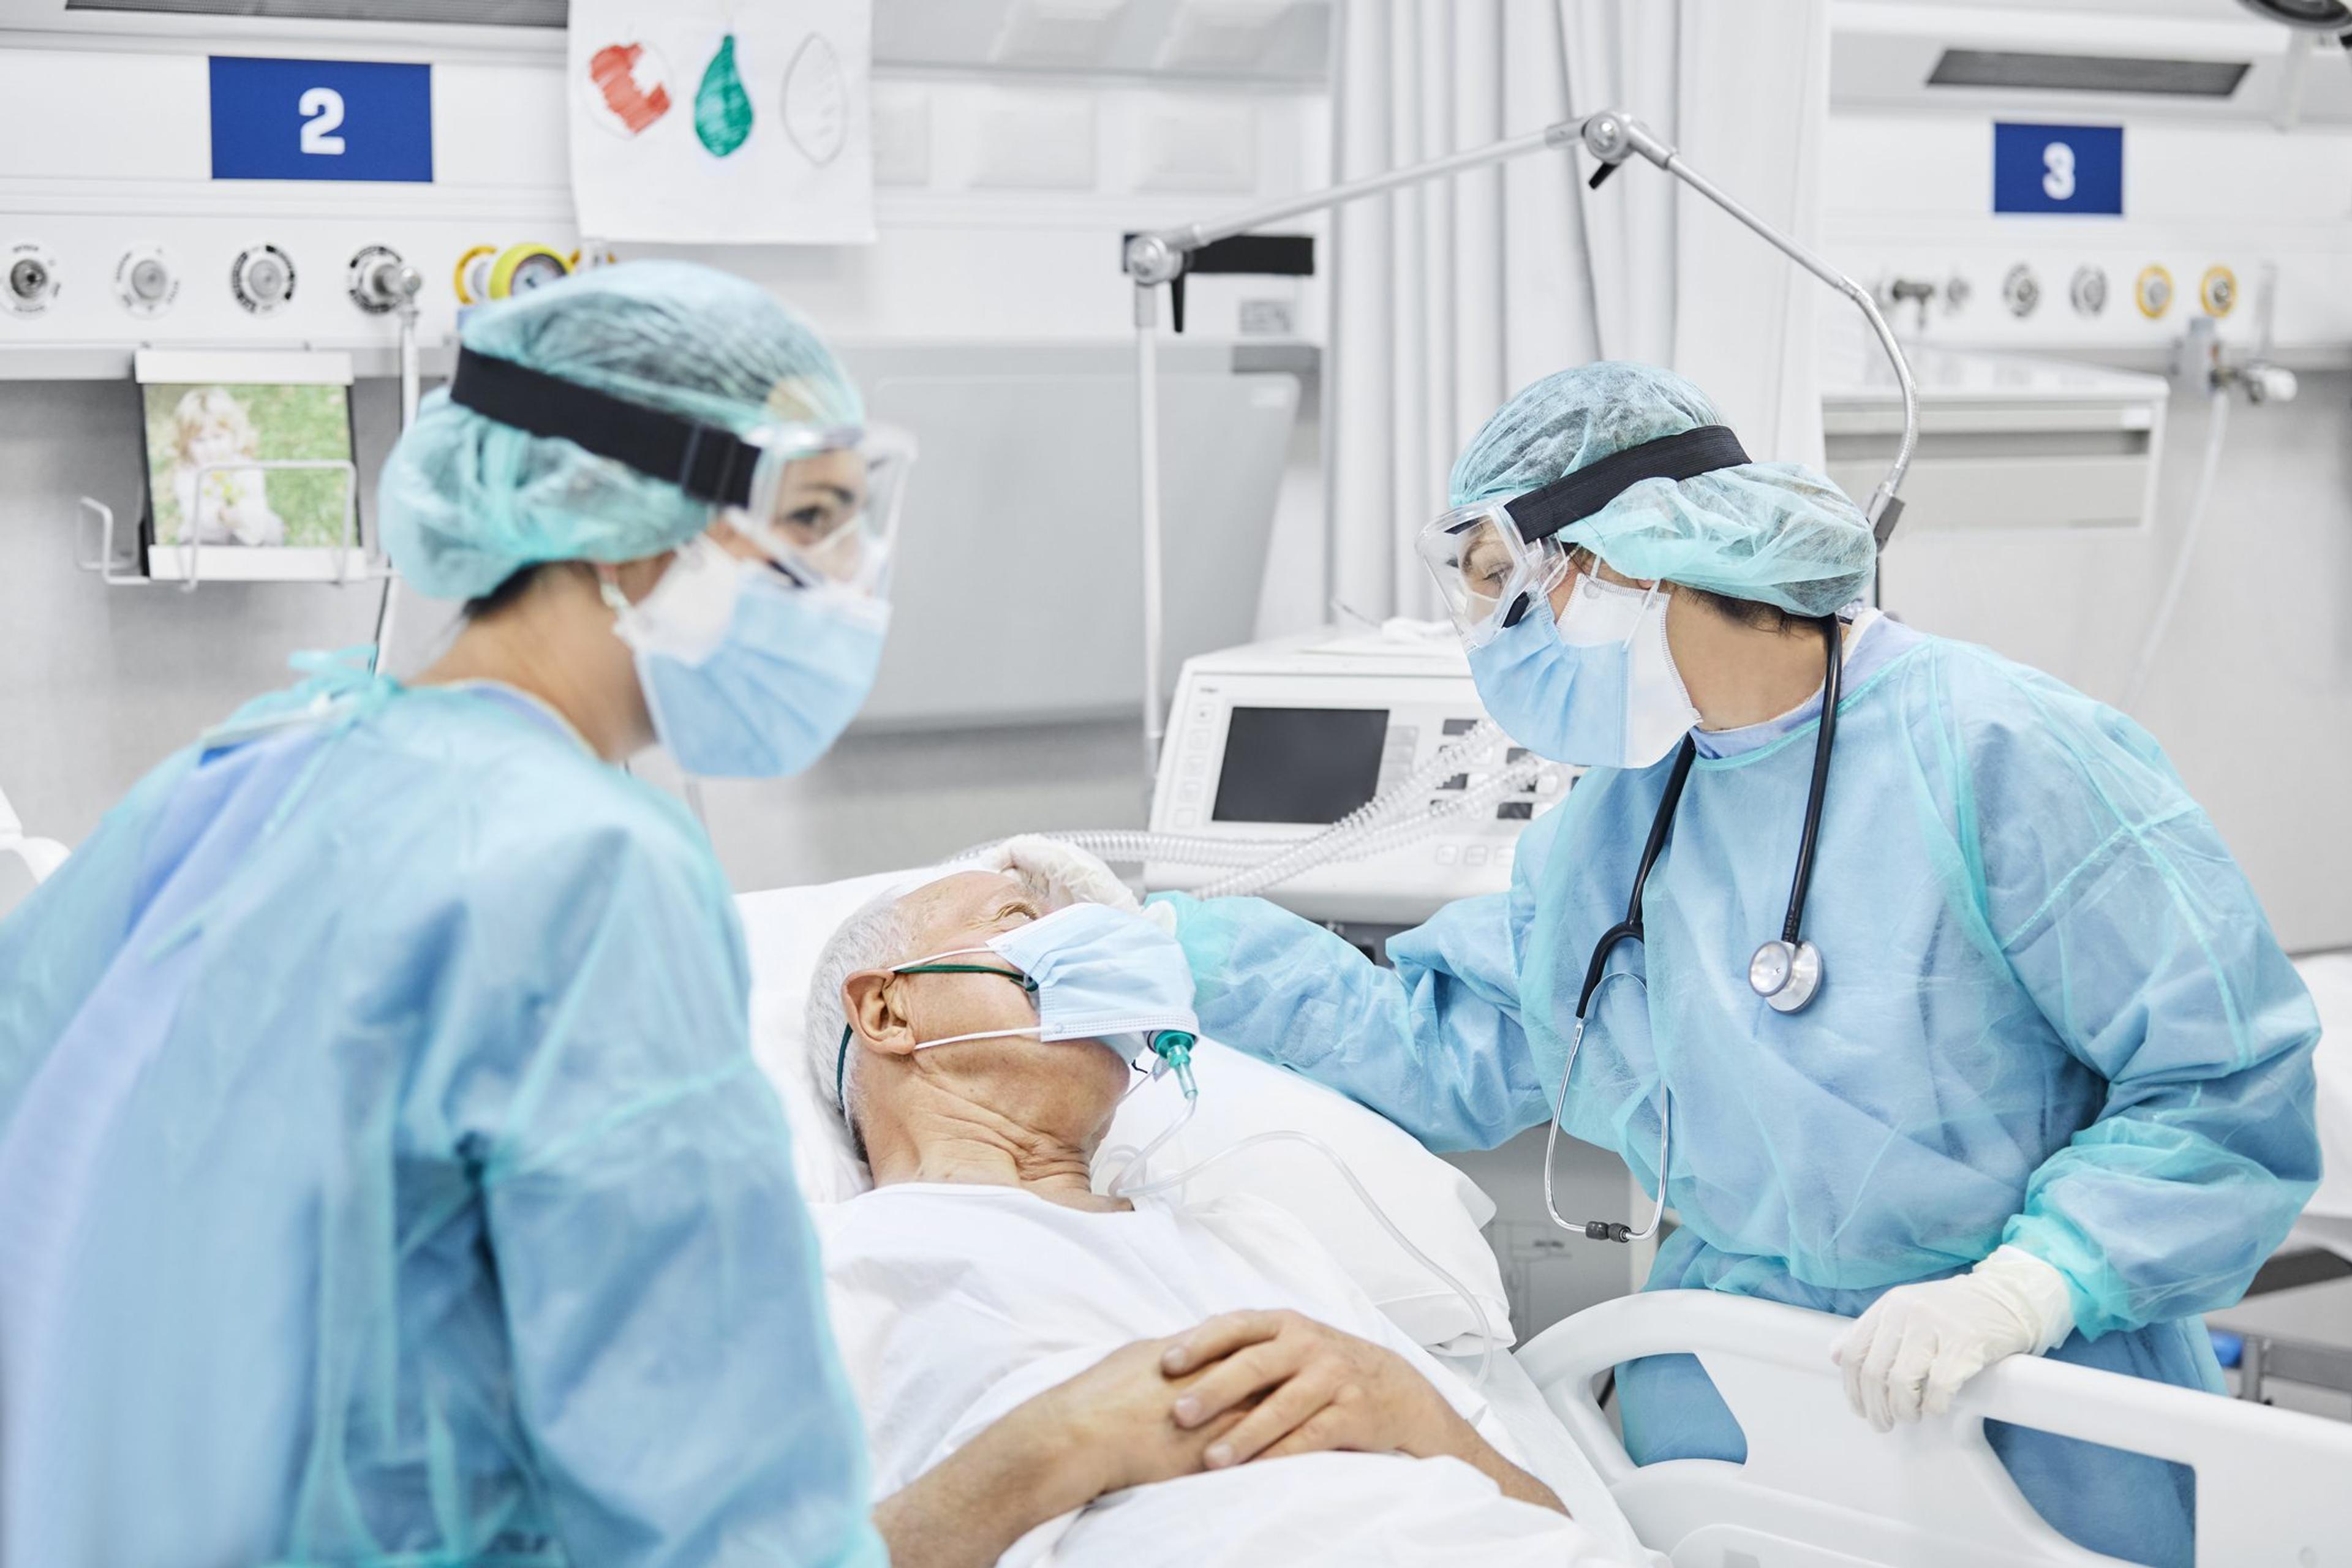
[1106,1109,1499,1390]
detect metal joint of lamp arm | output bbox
[1124,108,1918,549]
[1578,110,1916,546]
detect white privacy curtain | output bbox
[1324,0,1831,622]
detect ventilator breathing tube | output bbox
[1102,1121,1498,1389]
[959,719,1541,898]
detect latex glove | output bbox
[986,835,1139,913]
[1831,1245,2074,1431]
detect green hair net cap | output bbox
[378,258,865,601]
[1447,361,1876,618]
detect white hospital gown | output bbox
[818,1183,1629,1566]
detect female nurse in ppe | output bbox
[0,262,916,1566]
[1150,361,2320,1568]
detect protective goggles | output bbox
[450,346,914,600]
[1414,424,1749,647]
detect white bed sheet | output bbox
[1437,1348,1663,1568]
[818,1181,1646,1567]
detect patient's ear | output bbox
[843,971,924,1057]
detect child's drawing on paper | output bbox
[584,40,673,137]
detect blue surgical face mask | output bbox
[612,538,889,778]
[1465,569,1697,769]
[834,900,1201,1109]
[901,902,1197,1061]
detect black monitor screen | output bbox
[1212,707,1388,825]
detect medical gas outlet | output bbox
[2136,265,2174,320]
[453,243,571,305]
[2001,264,2040,318]
[4,242,61,315]
[2070,266,2108,317]
[349,246,423,314]
[230,243,297,315]
[2199,266,2237,318]
[115,247,178,318]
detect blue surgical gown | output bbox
[1155,621,2320,1568]
[0,674,884,1568]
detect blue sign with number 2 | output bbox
[1992,122,2120,216]
[210,56,433,183]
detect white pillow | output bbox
[739,867,928,1205]
[1099,1039,1514,1351]
[736,869,1514,1351]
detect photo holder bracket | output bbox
[78,459,380,590]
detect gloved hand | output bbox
[985,835,1139,913]
[1831,1245,2074,1431]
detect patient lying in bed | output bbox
[808,870,1630,1567]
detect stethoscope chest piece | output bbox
[1749,938,1823,1013]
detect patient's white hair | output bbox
[804,865,1049,1150]
[805,889,916,1150]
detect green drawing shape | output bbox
[695,33,754,157]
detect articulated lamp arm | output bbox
[1121,108,1918,790]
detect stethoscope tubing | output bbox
[1544,614,1845,1243]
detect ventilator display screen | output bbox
[1213,707,1387,825]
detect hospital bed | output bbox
[742,870,2352,1568]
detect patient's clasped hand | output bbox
[810,868,1631,1566]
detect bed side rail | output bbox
[1516,1291,2352,1568]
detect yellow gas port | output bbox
[488,243,571,300]
[453,244,498,305]
[2134,264,2174,320]
[2199,265,2237,318]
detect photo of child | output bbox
[141,380,353,549]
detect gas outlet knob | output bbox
[2070,265,2108,317]
[348,244,421,314]
[2200,265,2237,318]
[2135,264,2174,319]
[230,243,297,315]
[115,246,179,317]
[5,242,61,315]
[2001,263,2040,318]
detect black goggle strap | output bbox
[449,346,763,510]
[833,963,1038,1107]
[1492,424,1752,631]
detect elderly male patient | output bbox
[807,867,1630,1568]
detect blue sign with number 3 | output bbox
[1992,122,2121,216]
[210,56,433,183]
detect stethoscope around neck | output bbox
[1542,612,1845,1244]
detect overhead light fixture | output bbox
[2234,0,2352,32]
[1927,48,2251,98]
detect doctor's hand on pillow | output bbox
[983,836,1148,917]
[1831,1245,2076,1431]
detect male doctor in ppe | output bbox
[1149,362,2320,1568]
[0,260,998,1567]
